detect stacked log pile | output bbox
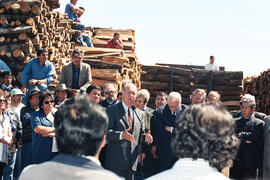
[77,27,141,90]
[0,0,76,87]
[243,70,270,114]
[141,65,243,110]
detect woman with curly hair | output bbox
[147,103,239,180]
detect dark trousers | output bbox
[0,162,6,178]
[230,160,257,180]
[114,169,135,180]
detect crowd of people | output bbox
[0,0,265,179]
[0,45,268,180]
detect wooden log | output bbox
[15,20,21,26]
[83,59,123,71]
[18,32,28,41]
[191,84,242,92]
[141,81,169,91]
[31,4,41,16]
[11,3,20,14]
[0,17,8,27]
[91,68,120,81]
[20,3,31,14]
[0,26,37,35]
[92,78,117,88]
[83,52,120,59]
[12,49,24,60]
[75,46,123,55]
[142,65,191,76]
[26,17,35,26]
[101,56,129,65]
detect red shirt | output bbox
[106,38,123,49]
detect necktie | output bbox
[128,107,133,129]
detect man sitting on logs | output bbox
[205,55,219,71]
[65,0,93,47]
[20,48,55,93]
[107,32,124,49]
[59,49,92,96]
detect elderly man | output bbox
[154,92,186,173]
[190,89,206,105]
[105,83,153,180]
[86,84,101,103]
[54,84,69,107]
[59,49,92,96]
[147,104,239,180]
[205,55,219,71]
[99,83,118,108]
[230,94,265,180]
[21,48,54,92]
[206,91,221,104]
[19,96,121,180]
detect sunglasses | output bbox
[0,99,5,103]
[105,91,116,95]
[44,100,54,104]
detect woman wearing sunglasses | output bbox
[31,91,55,164]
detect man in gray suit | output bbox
[59,49,92,96]
[105,83,153,180]
[19,96,122,180]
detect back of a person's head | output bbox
[172,103,239,171]
[54,95,108,156]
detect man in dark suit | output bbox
[59,49,92,96]
[105,83,153,180]
[230,94,265,180]
[19,96,121,180]
[154,92,186,172]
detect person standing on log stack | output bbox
[21,48,55,93]
[205,55,219,71]
[105,83,153,180]
[230,94,265,180]
[106,32,124,49]
[59,49,92,97]
[65,0,93,47]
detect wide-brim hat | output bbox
[55,84,69,92]
[27,86,41,100]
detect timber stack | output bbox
[141,65,243,110]
[77,27,141,90]
[243,70,270,115]
[0,0,75,87]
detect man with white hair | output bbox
[230,94,264,180]
[154,92,187,173]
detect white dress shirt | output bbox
[205,63,219,71]
[147,158,229,180]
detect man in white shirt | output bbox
[147,104,239,180]
[205,55,219,71]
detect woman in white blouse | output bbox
[0,89,12,178]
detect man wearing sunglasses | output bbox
[59,49,92,97]
[99,83,118,108]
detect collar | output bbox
[82,155,101,166]
[72,63,81,70]
[122,101,129,113]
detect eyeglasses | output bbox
[44,100,54,104]
[0,99,5,103]
[105,91,116,95]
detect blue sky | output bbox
[58,0,270,77]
